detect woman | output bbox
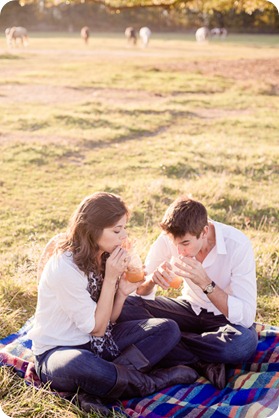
[29,192,198,413]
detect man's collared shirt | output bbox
[144,221,257,328]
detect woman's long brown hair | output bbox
[57,192,128,276]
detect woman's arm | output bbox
[91,278,119,336]
[90,247,128,337]
[110,277,144,323]
[37,233,65,281]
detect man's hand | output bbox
[151,261,173,290]
[176,257,210,289]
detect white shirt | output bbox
[144,221,257,328]
[29,252,96,355]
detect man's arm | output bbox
[173,239,256,327]
[226,241,257,327]
[136,233,175,297]
[171,256,228,316]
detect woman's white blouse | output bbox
[29,252,96,355]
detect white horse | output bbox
[5,26,28,47]
[211,28,228,39]
[125,27,137,45]
[195,27,210,43]
[80,26,90,44]
[139,27,151,48]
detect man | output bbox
[118,197,258,389]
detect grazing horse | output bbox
[125,27,137,45]
[5,26,28,47]
[80,26,90,44]
[211,28,228,39]
[139,27,151,48]
[195,27,210,42]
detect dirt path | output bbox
[1,57,278,105]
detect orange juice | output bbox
[167,268,183,289]
[126,269,145,283]
[169,275,183,289]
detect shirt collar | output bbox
[211,220,227,255]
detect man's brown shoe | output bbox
[194,361,226,390]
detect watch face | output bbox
[204,282,215,294]
[203,281,215,295]
[207,285,213,293]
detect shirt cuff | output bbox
[78,304,96,334]
[227,295,252,328]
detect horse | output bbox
[195,27,210,43]
[139,27,151,48]
[80,26,90,44]
[211,28,228,39]
[125,27,137,45]
[5,26,28,47]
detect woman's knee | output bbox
[40,348,117,396]
[154,318,181,345]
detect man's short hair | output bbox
[160,197,208,238]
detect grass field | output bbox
[0,32,278,417]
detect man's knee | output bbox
[118,296,152,322]
[219,325,258,363]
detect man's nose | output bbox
[177,246,184,255]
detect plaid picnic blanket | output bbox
[0,318,278,417]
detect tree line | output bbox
[0,0,278,32]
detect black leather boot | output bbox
[77,392,110,415]
[150,365,199,386]
[105,362,199,400]
[193,361,226,389]
[113,344,151,372]
[104,344,198,400]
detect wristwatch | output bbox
[203,281,216,295]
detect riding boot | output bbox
[105,363,198,400]
[104,344,198,401]
[77,392,110,415]
[149,365,199,386]
[113,344,151,372]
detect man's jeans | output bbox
[35,317,181,396]
[117,296,258,367]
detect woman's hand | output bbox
[104,247,130,283]
[117,272,145,297]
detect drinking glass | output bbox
[125,251,145,283]
[167,256,184,289]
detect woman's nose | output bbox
[121,231,128,241]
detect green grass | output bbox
[0,32,278,417]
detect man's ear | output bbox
[201,225,209,238]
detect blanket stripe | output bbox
[0,320,278,417]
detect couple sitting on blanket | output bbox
[29,192,258,414]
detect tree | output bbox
[17,0,277,14]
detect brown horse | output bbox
[125,27,137,46]
[80,26,90,44]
